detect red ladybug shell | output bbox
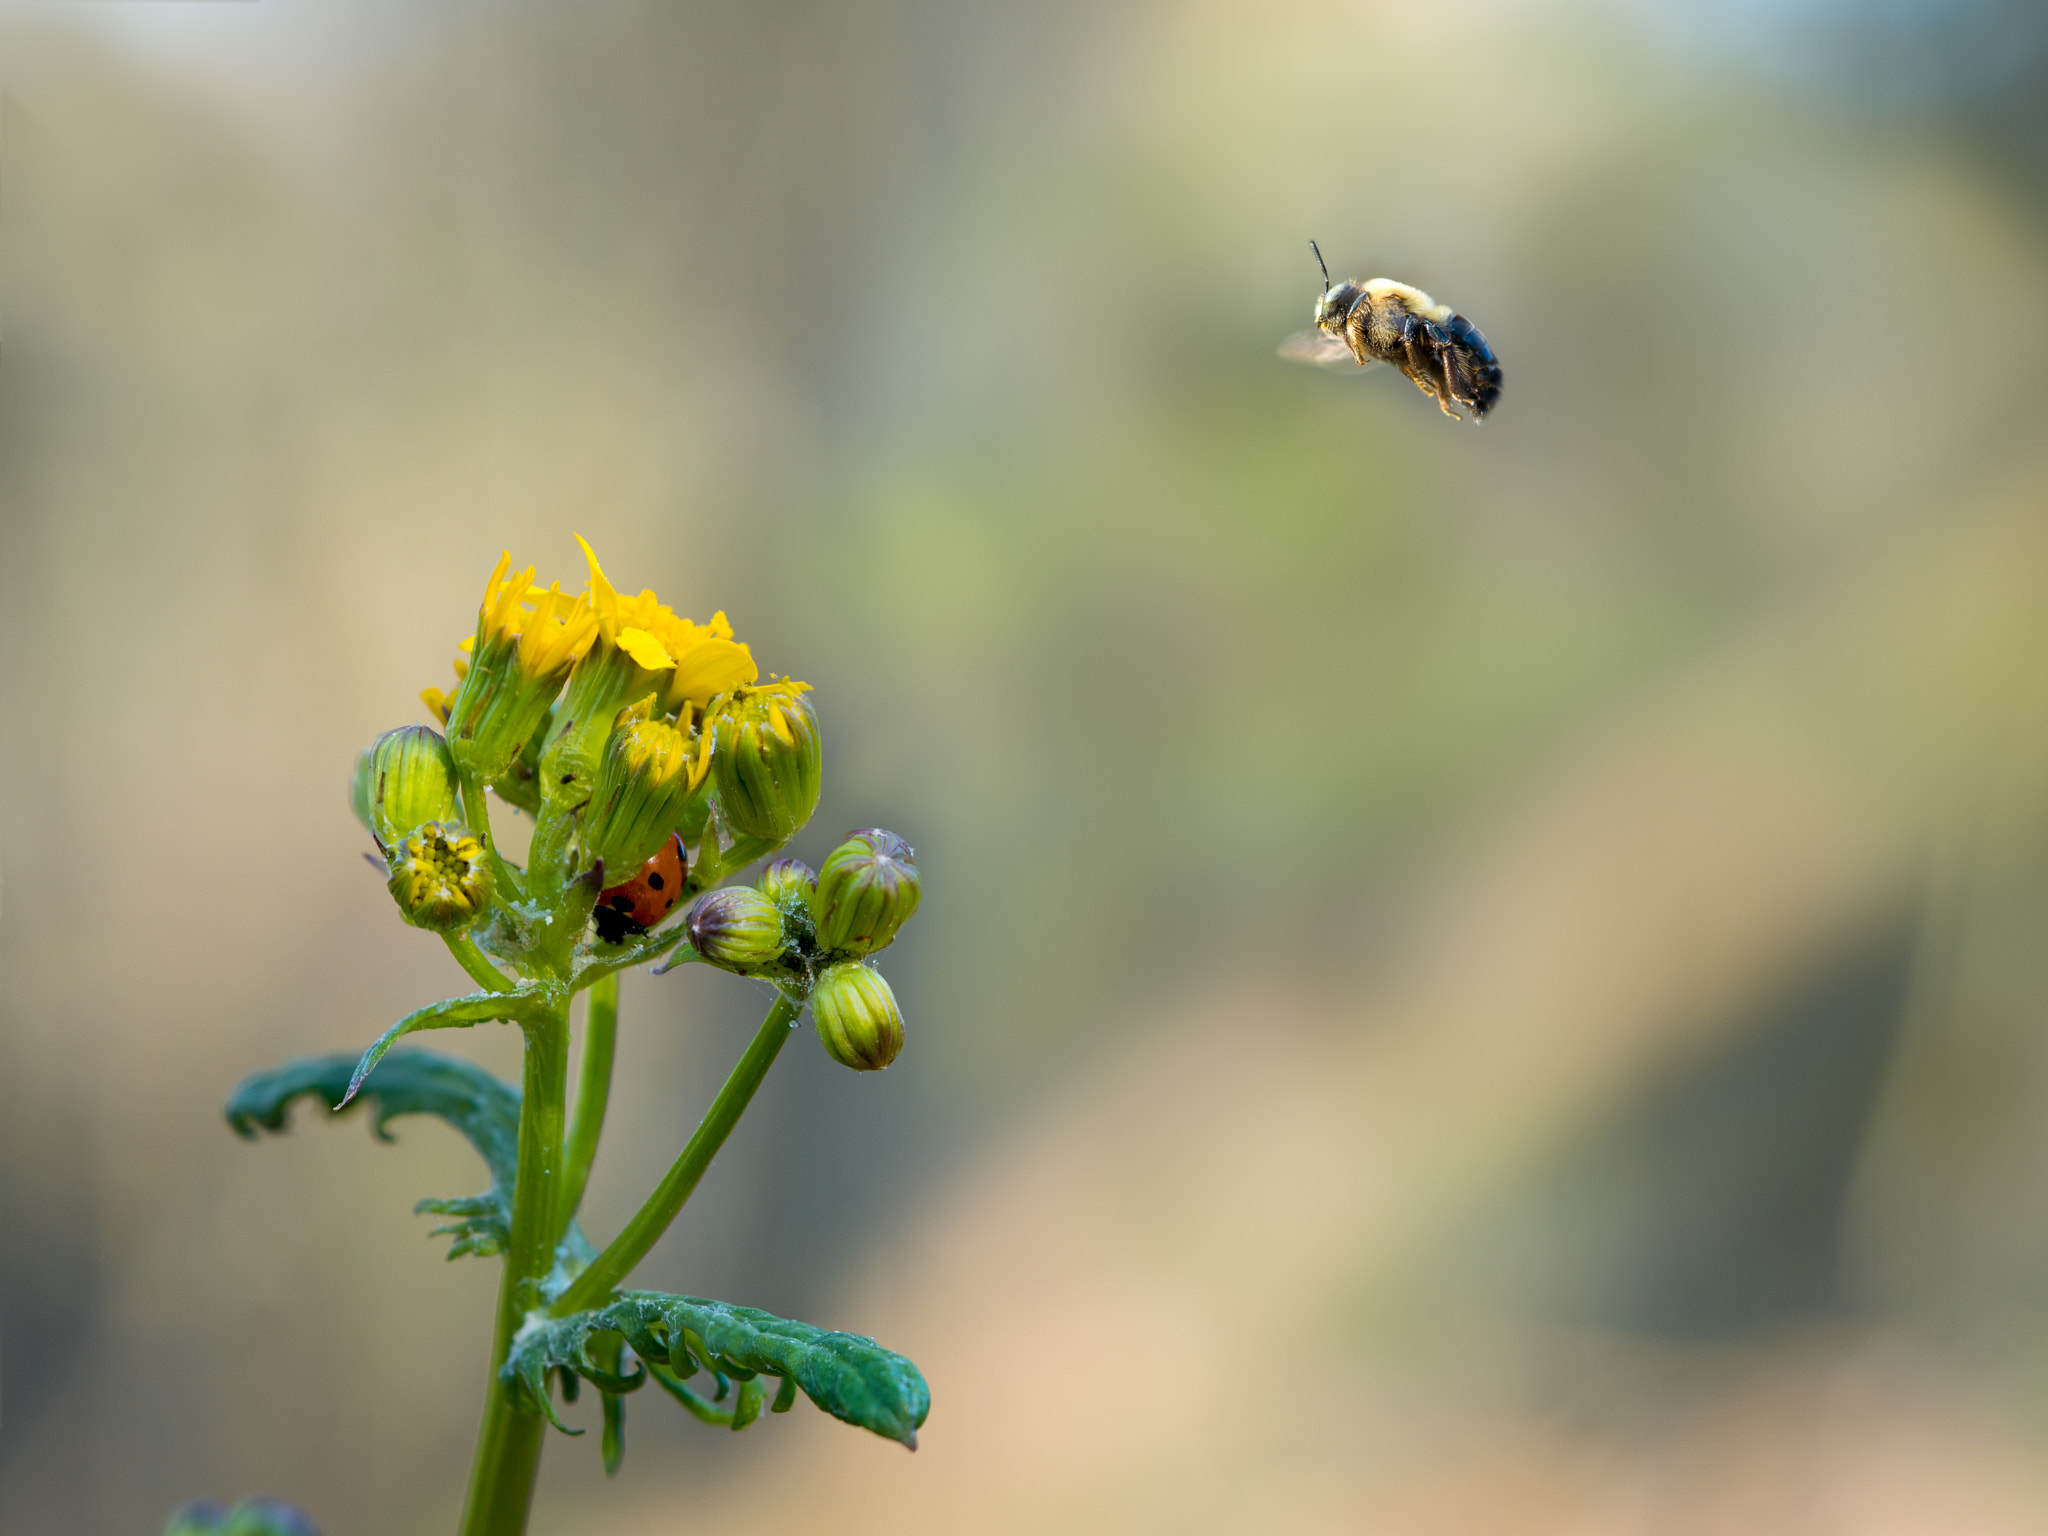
[593,832,686,943]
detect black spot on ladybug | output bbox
[592,904,645,945]
[560,774,575,784]
[647,872,666,890]
[610,896,635,912]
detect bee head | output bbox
[1315,281,1361,332]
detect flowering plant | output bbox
[213,541,927,1536]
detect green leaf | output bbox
[340,988,542,1106]
[226,1048,520,1260]
[504,1290,928,1459]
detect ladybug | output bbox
[593,831,687,944]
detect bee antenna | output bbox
[1309,239,1331,292]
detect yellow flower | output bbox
[538,537,760,808]
[574,535,758,709]
[442,550,599,780]
[578,536,693,667]
[665,611,758,713]
[423,554,596,728]
[481,552,599,681]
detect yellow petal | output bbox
[667,638,759,708]
[617,626,676,670]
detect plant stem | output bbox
[458,1004,570,1536]
[459,764,525,902]
[445,932,515,993]
[557,973,618,1242]
[553,991,800,1315]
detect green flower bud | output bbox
[349,748,374,833]
[365,725,462,848]
[385,821,490,932]
[710,681,821,843]
[759,856,817,913]
[759,857,818,948]
[586,712,711,874]
[815,829,920,956]
[687,886,786,972]
[811,961,904,1071]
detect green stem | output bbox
[553,991,801,1315]
[460,764,525,903]
[458,1004,570,1536]
[557,973,619,1243]
[445,932,515,993]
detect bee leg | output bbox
[1423,323,1475,419]
[1405,331,1459,418]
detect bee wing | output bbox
[1277,329,1380,371]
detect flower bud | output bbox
[443,554,597,781]
[385,821,490,932]
[365,725,462,848]
[687,886,786,972]
[758,858,818,950]
[586,712,710,875]
[815,829,920,956]
[758,858,817,919]
[349,748,374,833]
[710,681,821,843]
[810,961,904,1071]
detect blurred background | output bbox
[6,0,2048,1530]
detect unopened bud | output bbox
[385,821,490,932]
[758,858,817,919]
[586,713,709,875]
[815,829,920,956]
[757,857,818,953]
[810,961,904,1071]
[687,886,786,973]
[366,725,462,848]
[710,681,821,843]
[349,749,374,833]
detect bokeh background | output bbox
[6,0,2048,1531]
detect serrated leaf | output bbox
[226,1048,520,1259]
[504,1290,928,1457]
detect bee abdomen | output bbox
[1439,312,1503,419]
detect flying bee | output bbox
[1279,241,1503,420]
